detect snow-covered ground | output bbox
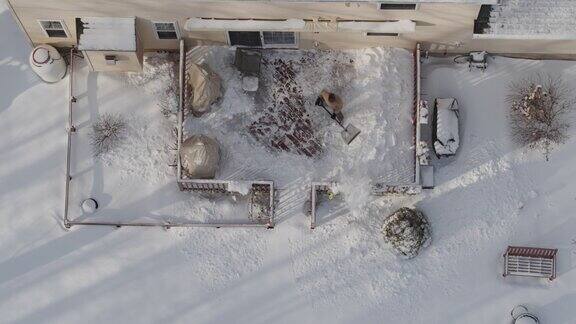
[3,2,576,323]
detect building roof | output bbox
[381,0,498,2]
[246,0,498,2]
[476,0,576,39]
[223,0,498,2]
[78,17,136,51]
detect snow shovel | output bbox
[316,98,361,145]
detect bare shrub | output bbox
[90,113,127,157]
[507,74,574,159]
[382,207,431,259]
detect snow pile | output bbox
[109,112,175,184]
[434,98,460,156]
[242,75,259,92]
[382,207,432,259]
[185,18,306,31]
[227,181,253,195]
[126,53,179,118]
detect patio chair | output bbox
[453,51,488,71]
[503,246,558,281]
[469,51,488,71]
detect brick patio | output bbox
[248,55,322,157]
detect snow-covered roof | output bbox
[185,18,416,33]
[475,0,576,39]
[78,17,136,51]
[220,0,497,3]
[339,20,415,33]
[361,0,497,2]
[186,18,306,31]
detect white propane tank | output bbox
[29,44,67,83]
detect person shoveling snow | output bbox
[315,90,361,144]
[317,90,345,123]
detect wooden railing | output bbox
[63,47,76,229]
[309,182,333,229]
[414,43,422,185]
[178,179,228,192]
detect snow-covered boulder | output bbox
[180,135,220,179]
[187,63,221,116]
[382,207,431,259]
[434,98,459,157]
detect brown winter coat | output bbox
[320,90,344,113]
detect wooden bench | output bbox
[503,246,557,281]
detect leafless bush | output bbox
[382,207,431,259]
[507,74,574,159]
[90,113,127,157]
